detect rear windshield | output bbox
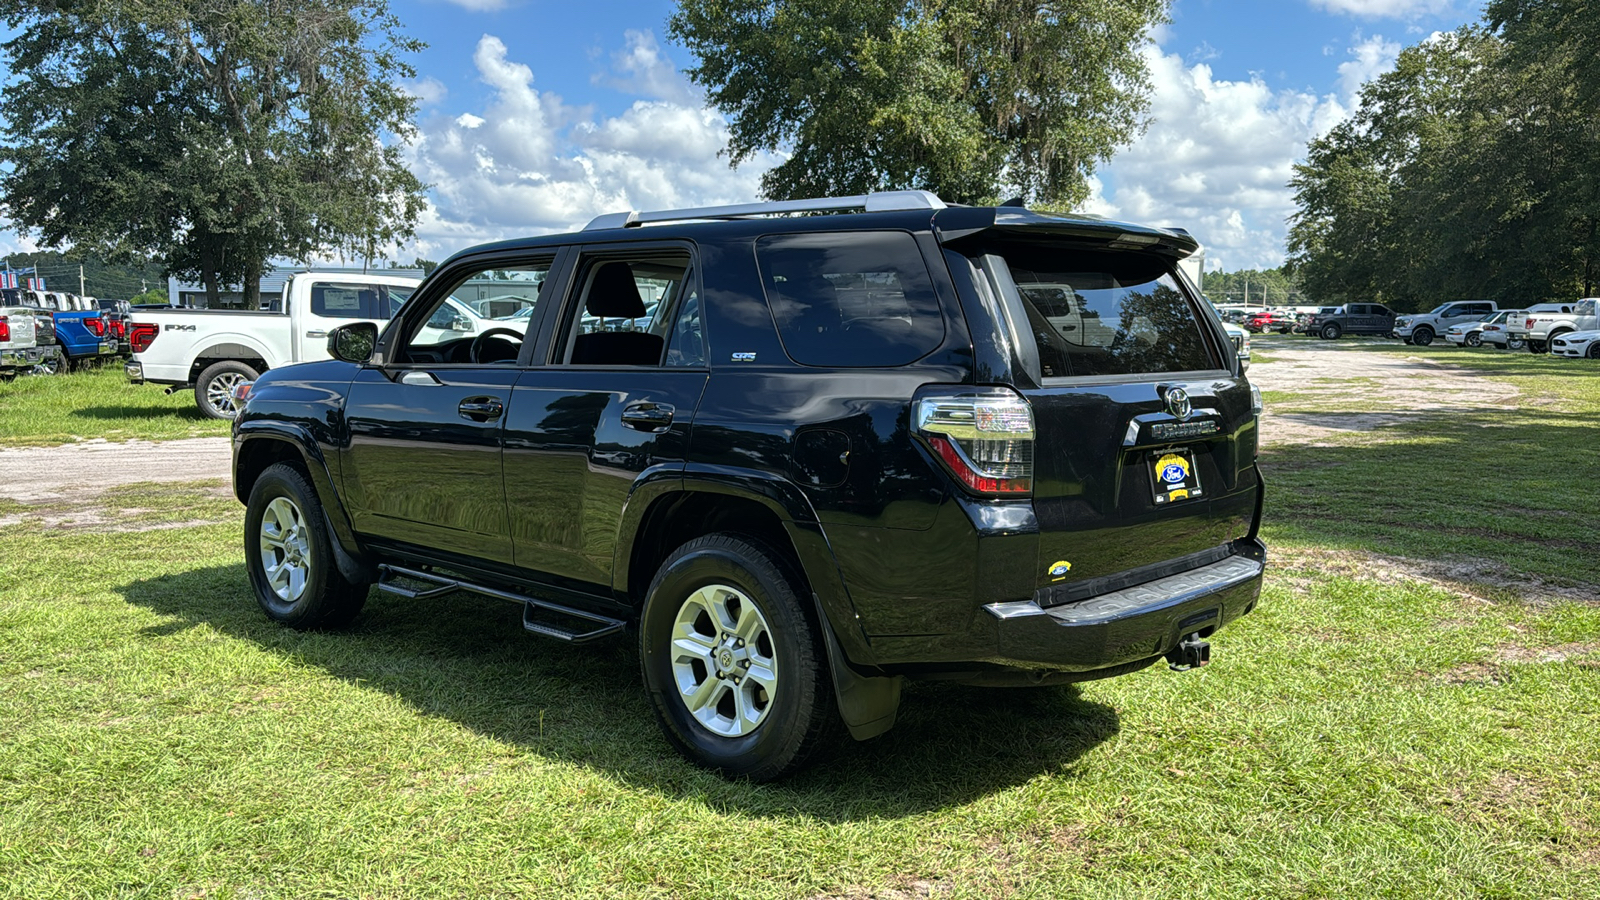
[985,244,1219,378]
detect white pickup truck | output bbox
[1520,298,1597,353]
[127,272,423,418]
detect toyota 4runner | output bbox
[230,191,1266,780]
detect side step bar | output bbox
[375,564,627,644]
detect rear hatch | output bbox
[941,218,1260,601]
[1,310,37,348]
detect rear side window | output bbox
[757,231,944,367]
[989,245,1218,378]
[310,283,402,319]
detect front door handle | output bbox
[459,397,504,422]
[621,401,674,432]
[305,329,328,339]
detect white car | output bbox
[1550,329,1600,359]
[1444,310,1513,348]
[1222,321,1250,370]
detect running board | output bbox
[375,564,626,644]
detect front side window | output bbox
[394,262,551,365]
[986,244,1218,378]
[1576,299,1596,317]
[757,231,944,368]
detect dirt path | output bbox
[1246,341,1522,445]
[0,436,232,503]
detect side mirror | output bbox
[328,322,378,363]
[452,315,472,332]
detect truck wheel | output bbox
[1465,333,1482,348]
[1508,338,1526,351]
[196,360,260,420]
[1412,327,1434,346]
[32,354,62,376]
[1527,340,1545,354]
[1320,323,1342,340]
[640,534,837,781]
[244,462,369,629]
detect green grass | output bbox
[0,344,1597,898]
[0,365,226,445]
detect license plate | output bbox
[1151,447,1203,504]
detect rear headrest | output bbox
[586,262,646,319]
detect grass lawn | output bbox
[0,343,1596,898]
[0,365,226,446]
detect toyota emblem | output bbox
[1164,387,1192,420]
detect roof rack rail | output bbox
[583,190,947,231]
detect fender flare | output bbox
[614,464,901,741]
[233,423,372,583]
[193,335,278,371]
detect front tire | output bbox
[1413,326,1434,346]
[196,360,259,420]
[1587,343,1600,359]
[244,462,369,628]
[1465,333,1482,348]
[640,534,836,781]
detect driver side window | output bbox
[395,260,553,365]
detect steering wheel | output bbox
[469,327,524,363]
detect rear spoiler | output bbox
[933,207,1200,259]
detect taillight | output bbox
[111,318,126,338]
[1526,318,1535,329]
[129,322,159,353]
[0,316,9,343]
[914,388,1034,496]
[85,315,106,336]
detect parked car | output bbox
[1222,321,1251,370]
[1444,310,1512,347]
[1550,329,1600,359]
[1243,309,1293,334]
[229,191,1265,781]
[1479,309,1526,350]
[1504,302,1576,352]
[127,272,422,419]
[32,290,116,369]
[96,298,133,356]
[1522,297,1597,353]
[0,288,66,377]
[1392,301,1498,346]
[1308,302,1397,339]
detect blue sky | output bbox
[1,0,1482,273]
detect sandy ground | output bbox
[0,436,232,504]
[1246,340,1523,446]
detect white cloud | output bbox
[398,32,772,257]
[401,77,448,107]
[1089,40,1400,271]
[1308,0,1456,18]
[1338,34,1403,98]
[439,0,507,11]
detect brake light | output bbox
[129,322,159,353]
[0,316,9,343]
[915,388,1034,496]
[85,315,105,336]
[111,318,126,338]
[1526,318,1535,329]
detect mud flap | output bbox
[816,593,902,741]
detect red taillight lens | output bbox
[85,315,105,336]
[0,316,9,343]
[915,388,1035,496]
[111,318,126,337]
[1526,318,1535,329]
[129,322,159,353]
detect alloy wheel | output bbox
[207,371,248,417]
[669,583,778,737]
[258,496,312,603]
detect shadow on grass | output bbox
[71,404,211,423]
[118,564,1119,819]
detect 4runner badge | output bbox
[731,352,756,362]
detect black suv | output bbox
[231,191,1266,780]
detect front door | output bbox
[503,247,708,591]
[341,258,556,561]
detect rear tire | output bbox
[1508,337,1526,351]
[1320,323,1342,340]
[196,360,260,420]
[639,534,837,781]
[1413,327,1434,346]
[1527,340,1546,354]
[244,462,369,629]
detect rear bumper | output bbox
[1,346,44,367]
[985,538,1264,672]
[869,538,1266,682]
[125,360,144,383]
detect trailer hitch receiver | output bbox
[1167,633,1211,671]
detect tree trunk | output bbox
[242,258,262,310]
[201,240,220,309]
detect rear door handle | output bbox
[621,401,674,432]
[459,397,504,422]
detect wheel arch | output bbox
[234,425,372,582]
[189,341,271,383]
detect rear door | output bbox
[290,279,412,362]
[501,244,709,591]
[966,239,1259,593]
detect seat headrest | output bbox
[587,263,647,319]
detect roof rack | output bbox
[583,190,947,231]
